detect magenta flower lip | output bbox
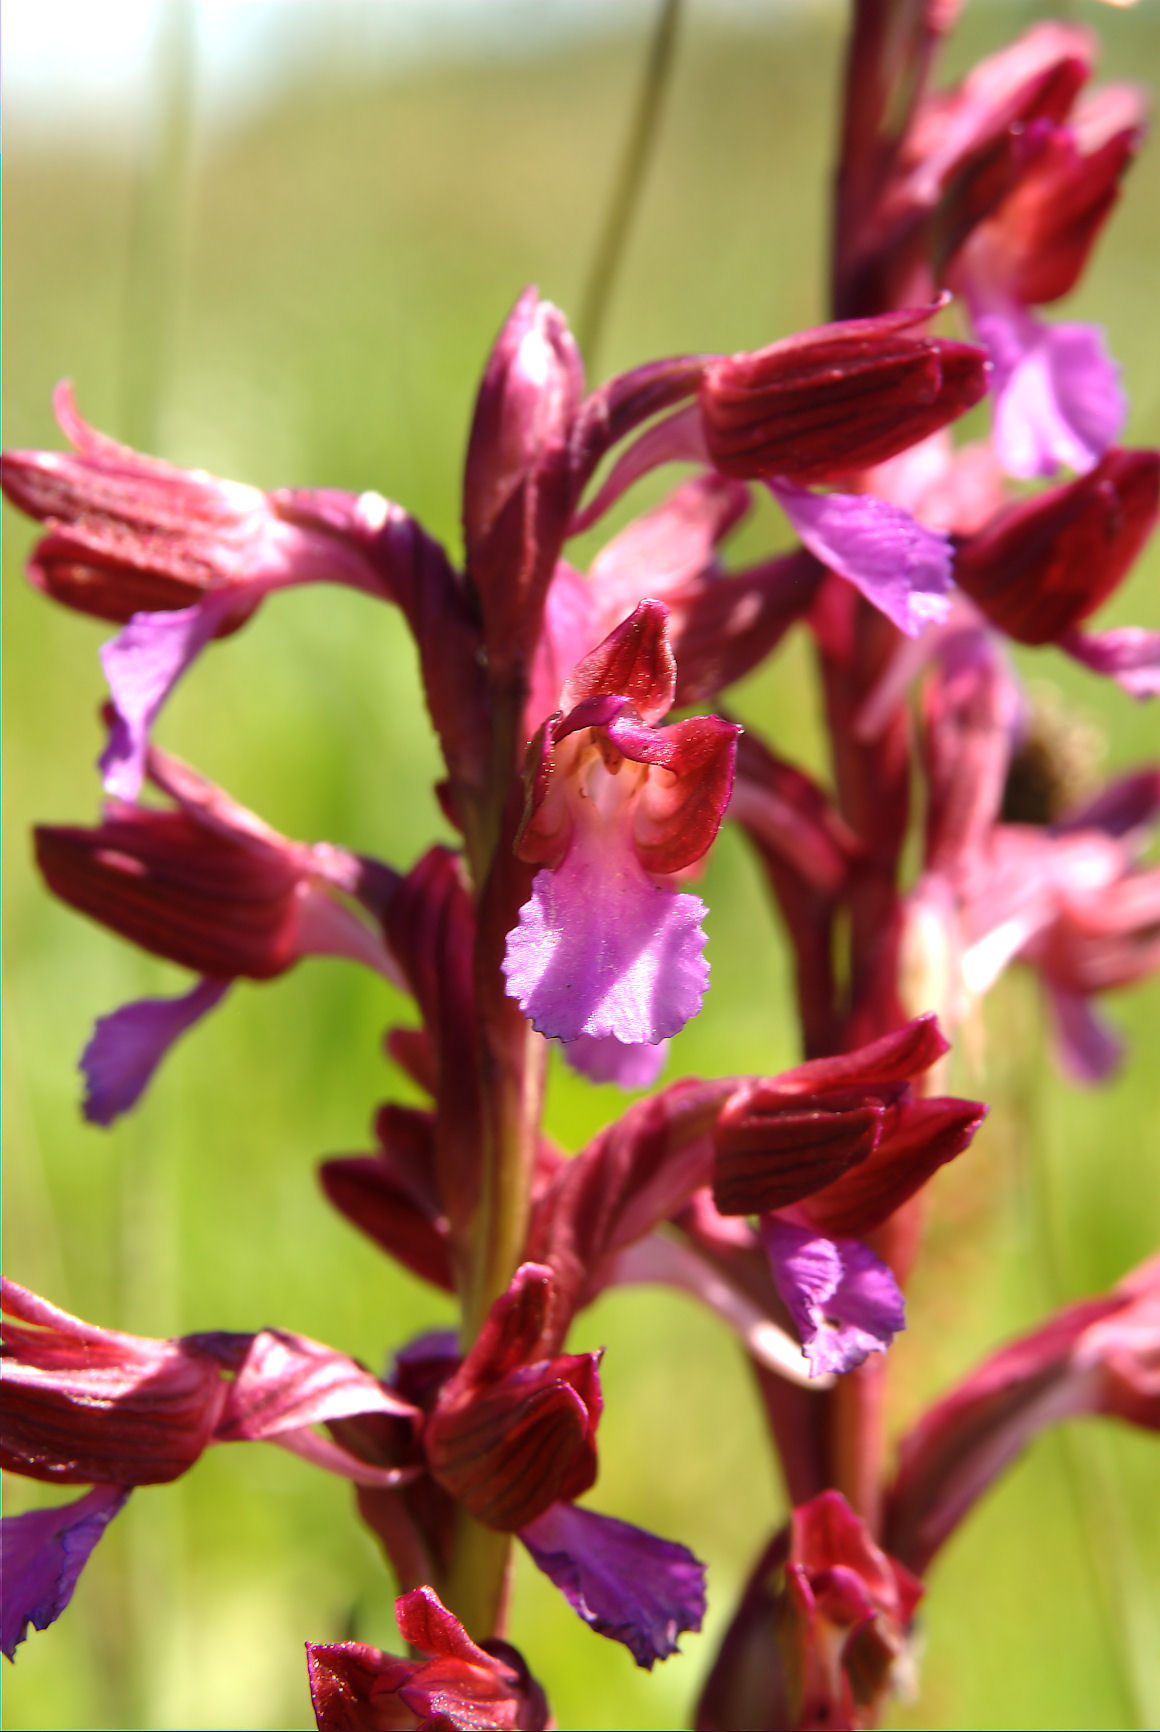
[505,601,739,1049]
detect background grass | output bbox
[3,3,1159,1727]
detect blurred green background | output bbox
[3,2,1158,1727]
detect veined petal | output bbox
[214,1329,415,1443]
[99,594,236,799]
[80,978,231,1128]
[976,306,1125,479]
[424,1267,601,1530]
[502,845,709,1046]
[1,1486,130,1660]
[764,1013,949,1096]
[951,450,1158,646]
[700,312,987,485]
[1,1281,230,1486]
[307,1589,551,1731]
[762,1217,906,1378]
[885,1255,1160,1574]
[520,1501,706,1669]
[771,481,952,637]
[559,598,675,725]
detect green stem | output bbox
[458,671,545,1349]
[442,1512,514,1643]
[577,0,683,366]
[463,1018,546,1347]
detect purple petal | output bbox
[608,1233,825,1388]
[502,843,709,1045]
[1045,983,1124,1084]
[1062,628,1160,700]
[770,481,952,637]
[1,1486,129,1660]
[762,1216,906,1377]
[99,594,235,799]
[975,307,1125,481]
[559,1034,669,1089]
[81,978,231,1126]
[520,1502,706,1669]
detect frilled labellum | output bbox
[502,601,739,1048]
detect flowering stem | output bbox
[464,1012,546,1348]
[443,1511,512,1643]
[459,673,545,1348]
[577,0,683,367]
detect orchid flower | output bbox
[503,600,739,1050]
[34,737,403,1124]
